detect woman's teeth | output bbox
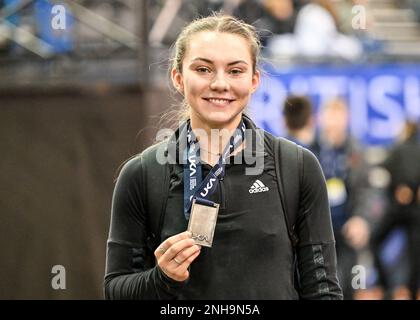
[208,98,231,105]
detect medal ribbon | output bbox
[183,120,245,220]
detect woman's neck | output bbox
[190,116,242,152]
[190,115,243,166]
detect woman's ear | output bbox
[171,67,184,94]
[250,70,260,93]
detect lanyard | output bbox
[183,120,246,220]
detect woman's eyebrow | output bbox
[191,57,248,66]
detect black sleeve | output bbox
[295,149,343,300]
[104,156,185,300]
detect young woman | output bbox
[104,14,343,300]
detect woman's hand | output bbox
[154,231,201,282]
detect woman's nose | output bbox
[210,72,230,91]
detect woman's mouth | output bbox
[203,97,235,107]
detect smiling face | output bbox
[171,31,260,131]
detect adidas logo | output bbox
[249,180,269,194]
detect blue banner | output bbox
[249,63,420,145]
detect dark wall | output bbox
[0,88,171,299]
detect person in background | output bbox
[268,0,363,60]
[234,0,296,47]
[282,95,319,152]
[317,98,370,299]
[370,121,420,300]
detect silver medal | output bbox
[187,199,219,247]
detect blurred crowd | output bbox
[283,94,420,300]
[151,0,420,62]
[1,0,420,61]
[235,0,370,61]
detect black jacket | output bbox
[104,116,343,300]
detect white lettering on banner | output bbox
[250,71,420,144]
[349,77,369,141]
[311,77,348,110]
[405,76,420,120]
[250,77,288,136]
[369,76,405,139]
[200,178,216,197]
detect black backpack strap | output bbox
[140,141,171,252]
[273,137,304,247]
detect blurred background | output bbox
[0,0,419,299]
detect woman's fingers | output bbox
[164,238,196,261]
[159,244,201,282]
[177,247,201,271]
[172,249,202,282]
[154,231,191,258]
[172,244,202,266]
[154,231,202,282]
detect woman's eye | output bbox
[196,67,211,73]
[229,69,243,75]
